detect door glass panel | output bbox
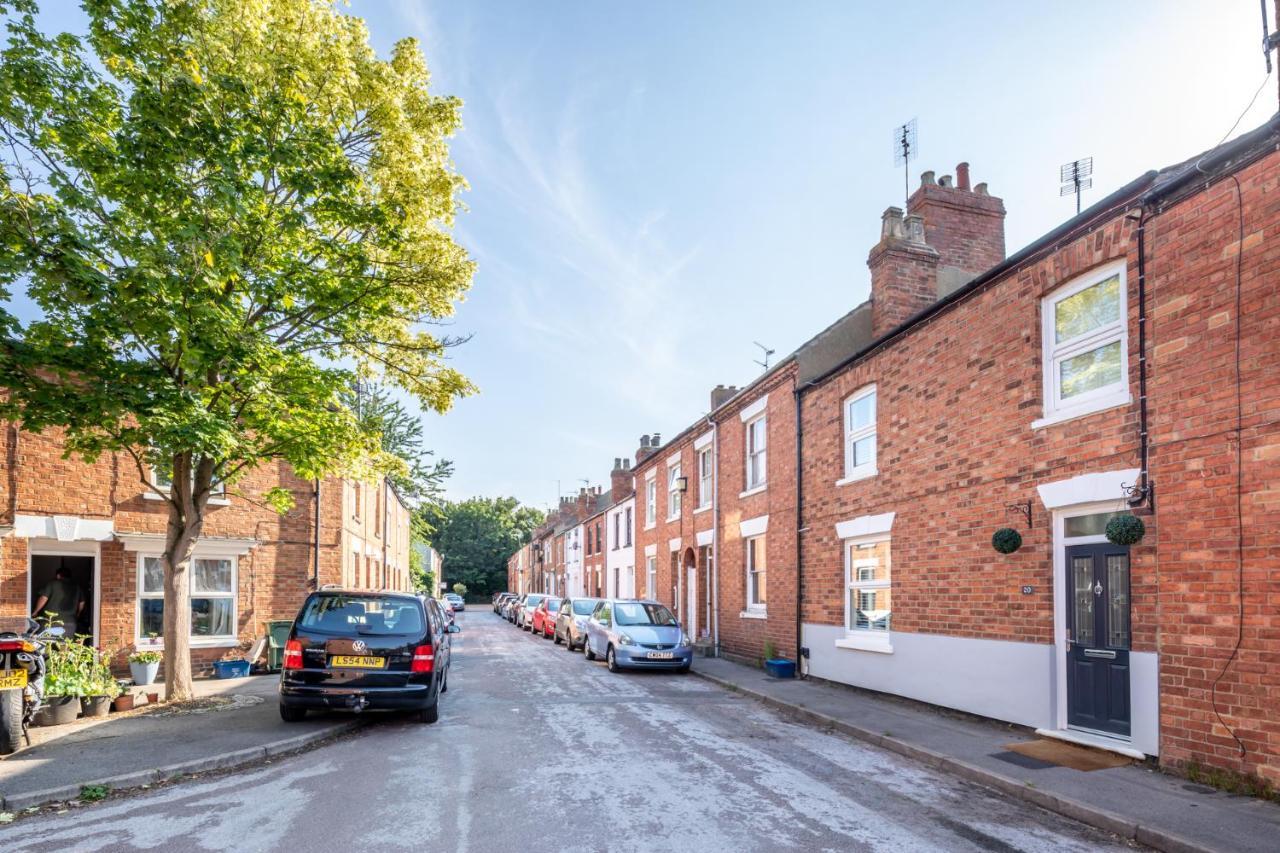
[1072,556,1095,645]
[1107,554,1130,649]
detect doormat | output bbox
[1003,739,1133,772]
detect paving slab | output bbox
[693,656,1280,853]
[0,674,359,810]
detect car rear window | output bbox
[297,595,425,636]
[572,599,598,616]
[544,598,562,611]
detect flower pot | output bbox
[130,660,160,685]
[112,694,135,713]
[81,695,112,718]
[43,695,81,725]
[146,692,159,705]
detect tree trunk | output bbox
[161,452,213,703]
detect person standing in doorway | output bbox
[32,566,85,639]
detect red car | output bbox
[531,597,562,638]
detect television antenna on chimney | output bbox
[1060,157,1093,215]
[1262,0,1279,73]
[892,118,917,209]
[753,341,775,372]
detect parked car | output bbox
[439,598,456,624]
[584,599,692,673]
[531,597,562,638]
[493,593,513,614]
[279,589,459,723]
[554,597,600,651]
[504,594,524,623]
[444,592,465,612]
[519,594,547,630]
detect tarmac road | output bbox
[0,611,1138,852]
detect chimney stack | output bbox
[636,434,656,465]
[907,162,1005,296]
[710,384,740,411]
[611,456,635,503]
[868,206,939,338]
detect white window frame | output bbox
[696,446,713,510]
[135,553,238,648]
[838,533,893,654]
[646,555,657,599]
[147,465,228,505]
[667,461,682,521]
[612,512,620,550]
[840,384,877,484]
[645,476,657,529]
[624,507,633,546]
[744,414,767,494]
[744,534,766,612]
[1035,262,1130,428]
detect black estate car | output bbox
[279,589,458,724]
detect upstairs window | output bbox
[843,385,877,481]
[745,415,767,490]
[613,512,620,550]
[1040,264,1129,424]
[667,461,682,520]
[697,446,713,509]
[645,478,657,527]
[624,507,633,546]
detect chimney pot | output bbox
[956,162,970,191]
[614,457,622,470]
[652,433,661,446]
[624,458,631,469]
[640,435,650,448]
[880,206,905,241]
[974,182,988,196]
[903,214,927,245]
[938,175,953,188]
[920,170,936,186]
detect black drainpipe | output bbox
[312,478,321,588]
[1132,209,1154,509]
[793,377,807,678]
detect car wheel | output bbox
[441,668,449,693]
[553,629,562,645]
[279,704,307,723]
[606,646,621,673]
[416,697,440,724]
[585,640,597,661]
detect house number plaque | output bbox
[1020,585,1035,595]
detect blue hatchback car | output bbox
[584,599,692,673]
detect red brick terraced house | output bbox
[795,118,1280,781]
[0,426,411,675]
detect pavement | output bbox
[0,611,1139,852]
[692,655,1280,853]
[0,670,359,811]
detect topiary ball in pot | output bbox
[1106,514,1145,546]
[992,527,1022,554]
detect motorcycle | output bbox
[0,617,64,755]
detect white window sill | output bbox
[739,484,767,499]
[644,523,656,531]
[836,633,894,654]
[144,491,230,507]
[836,468,878,487]
[666,515,681,523]
[739,609,767,620]
[135,637,239,650]
[1031,392,1132,430]
[693,505,711,515]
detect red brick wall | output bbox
[907,174,1006,277]
[869,237,940,338]
[1145,149,1280,784]
[713,364,799,661]
[632,432,699,610]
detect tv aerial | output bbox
[753,341,775,373]
[893,118,917,210]
[1060,157,1093,215]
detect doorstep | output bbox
[1035,727,1147,761]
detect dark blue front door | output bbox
[1066,543,1131,737]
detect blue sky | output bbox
[23,1,1280,511]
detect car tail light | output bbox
[283,639,303,670]
[411,644,435,673]
[0,640,34,652]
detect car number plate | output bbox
[330,655,385,669]
[0,670,27,689]
[646,652,674,660]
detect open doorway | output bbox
[30,554,95,643]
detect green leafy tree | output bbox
[0,0,474,699]
[343,381,453,504]
[419,498,543,598]
[451,582,466,598]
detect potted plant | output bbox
[129,648,162,686]
[42,637,93,725]
[81,649,121,718]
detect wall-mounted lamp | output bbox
[675,476,689,493]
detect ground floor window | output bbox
[646,556,657,599]
[137,555,237,642]
[746,535,766,610]
[845,535,890,633]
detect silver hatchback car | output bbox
[553,596,601,651]
[584,599,692,673]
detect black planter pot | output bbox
[81,695,112,718]
[40,695,81,726]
